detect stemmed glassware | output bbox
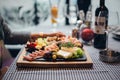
[108,11,120,32]
[63,2,79,35]
[108,11,120,40]
[49,0,61,32]
[63,3,78,25]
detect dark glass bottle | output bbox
[65,0,70,25]
[93,0,109,49]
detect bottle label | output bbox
[95,16,106,34]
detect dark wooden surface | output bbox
[16,48,93,68]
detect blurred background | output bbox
[0,0,120,64]
[0,0,120,30]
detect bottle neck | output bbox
[66,0,69,4]
[65,0,70,25]
[100,0,105,7]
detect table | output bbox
[2,25,120,80]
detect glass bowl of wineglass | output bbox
[63,3,78,25]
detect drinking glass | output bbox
[108,11,120,31]
[63,4,78,25]
[49,0,60,28]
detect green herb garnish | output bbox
[60,42,74,48]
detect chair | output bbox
[0,16,14,79]
[0,66,8,80]
[0,40,14,67]
[0,39,14,80]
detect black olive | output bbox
[43,51,53,60]
[26,48,38,53]
[41,46,45,50]
[56,42,61,49]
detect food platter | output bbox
[26,51,87,61]
[16,36,93,68]
[17,48,93,68]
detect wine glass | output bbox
[63,3,79,35]
[49,0,61,32]
[108,11,120,32]
[63,4,78,25]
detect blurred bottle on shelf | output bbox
[78,10,85,22]
[77,0,91,17]
[69,0,78,25]
[85,5,92,28]
[65,0,70,25]
[77,0,91,27]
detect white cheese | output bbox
[57,50,73,59]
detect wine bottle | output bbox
[93,0,109,49]
[65,0,70,25]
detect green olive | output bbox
[52,54,57,60]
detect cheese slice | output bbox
[57,50,73,59]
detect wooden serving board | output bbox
[16,48,93,68]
